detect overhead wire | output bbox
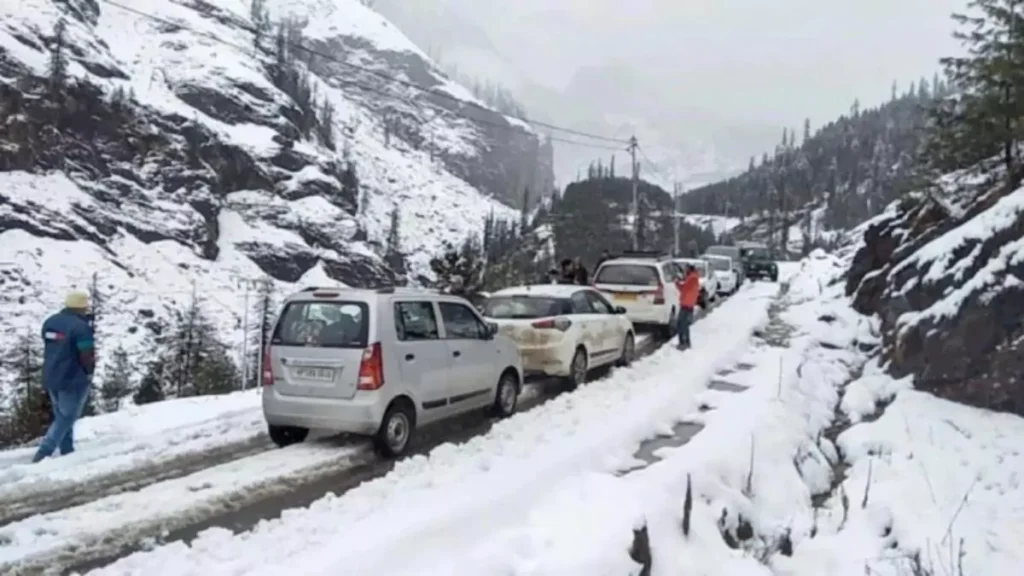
[99,0,629,151]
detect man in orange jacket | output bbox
[674,265,700,349]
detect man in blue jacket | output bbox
[33,291,95,463]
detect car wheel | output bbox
[698,289,707,309]
[374,402,416,458]
[562,348,588,390]
[616,332,636,367]
[492,370,519,418]
[268,424,308,448]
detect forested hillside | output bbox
[678,79,950,250]
[551,173,717,266]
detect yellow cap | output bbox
[64,291,90,310]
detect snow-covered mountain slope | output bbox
[0,0,541,399]
[845,163,1024,416]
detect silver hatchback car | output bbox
[261,286,523,457]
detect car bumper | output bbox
[262,387,386,435]
[519,346,573,378]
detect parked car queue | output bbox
[259,244,779,458]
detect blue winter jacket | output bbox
[41,309,95,393]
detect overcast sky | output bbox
[414,0,967,128]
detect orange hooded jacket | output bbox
[675,269,701,309]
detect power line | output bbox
[99,0,628,150]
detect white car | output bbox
[592,256,681,338]
[481,285,636,389]
[672,258,719,308]
[701,253,739,295]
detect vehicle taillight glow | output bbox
[357,342,385,390]
[531,317,572,331]
[261,345,274,386]
[653,282,665,305]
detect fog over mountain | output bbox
[374,0,965,189]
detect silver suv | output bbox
[261,286,523,457]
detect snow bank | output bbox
[786,361,1024,576]
[0,390,262,494]
[86,282,780,575]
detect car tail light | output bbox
[312,291,339,298]
[358,342,385,390]
[653,283,665,305]
[532,317,572,331]
[261,345,274,387]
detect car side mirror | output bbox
[484,321,498,338]
[614,306,627,314]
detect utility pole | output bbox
[672,182,681,256]
[628,135,639,250]
[234,276,264,390]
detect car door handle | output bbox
[452,350,461,358]
[405,353,415,361]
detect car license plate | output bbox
[294,367,335,381]
[615,292,637,301]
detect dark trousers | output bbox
[677,307,694,346]
[33,387,89,462]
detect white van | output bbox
[262,286,523,457]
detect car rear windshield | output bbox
[704,257,730,271]
[705,246,738,258]
[272,300,369,348]
[481,296,570,319]
[595,264,660,286]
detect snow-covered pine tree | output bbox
[99,345,133,412]
[3,332,50,446]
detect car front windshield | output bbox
[745,247,771,260]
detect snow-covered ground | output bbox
[0,391,263,506]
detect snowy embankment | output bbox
[82,282,781,575]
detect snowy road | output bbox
[73,281,781,576]
[0,329,666,574]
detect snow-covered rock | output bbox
[845,164,1024,416]
[0,0,550,400]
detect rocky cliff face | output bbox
[845,164,1024,416]
[0,0,546,397]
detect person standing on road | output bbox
[674,265,700,350]
[33,291,95,463]
[572,257,588,285]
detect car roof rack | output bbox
[300,286,344,292]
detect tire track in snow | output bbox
[8,331,667,575]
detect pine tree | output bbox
[383,206,407,282]
[925,0,1024,178]
[47,18,68,102]
[341,160,360,209]
[99,346,132,412]
[3,333,50,445]
[134,361,166,405]
[520,187,531,230]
